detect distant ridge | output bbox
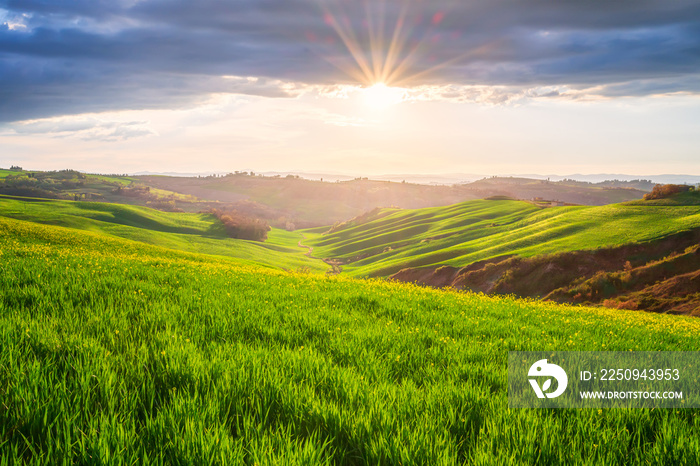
[130,170,700,186]
[512,174,700,185]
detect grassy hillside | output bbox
[0,168,20,178]
[0,169,202,211]
[625,190,700,206]
[389,230,700,315]
[2,215,700,464]
[306,200,700,277]
[141,173,648,226]
[141,174,481,226]
[466,176,649,204]
[0,195,327,273]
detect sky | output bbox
[1,0,699,176]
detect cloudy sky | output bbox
[1,0,699,176]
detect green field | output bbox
[0,196,327,273]
[0,169,20,178]
[305,200,700,277]
[2,213,700,464]
[625,190,700,206]
[84,174,136,186]
[140,173,650,227]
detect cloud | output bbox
[10,116,156,141]
[1,0,699,122]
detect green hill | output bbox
[0,195,327,273]
[0,168,20,178]
[306,199,700,277]
[625,190,700,206]
[2,215,700,464]
[140,173,648,226]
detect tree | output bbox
[643,184,692,200]
[209,209,270,241]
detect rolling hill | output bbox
[0,195,328,273]
[304,199,700,277]
[140,173,650,226]
[2,211,700,463]
[304,198,700,315]
[0,168,656,229]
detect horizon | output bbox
[3,165,700,186]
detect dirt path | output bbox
[298,233,342,274]
[297,234,314,258]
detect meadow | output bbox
[2,213,700,464]
[305,200,700,277]
[0,169,20,179]
[0,195,327,273]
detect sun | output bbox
[362,83,406,109]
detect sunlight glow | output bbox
[362,83,406,108]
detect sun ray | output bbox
[384,9,447,85]
[380,3,409,85]
[319,2,374,84]
[394,41,502,87]
[312,1,490,94]
[363,0,384,83]
[321,55,373,85]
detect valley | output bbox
[1,172,699,463]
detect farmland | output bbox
[305,200,700,278]
[2,214,700,464]
[0,195,327,273]
[141,173,649,226]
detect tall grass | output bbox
[2,216,700,464]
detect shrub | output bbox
[209,208,270,241]
[643,184,692,200]
[113,185,151,198]
[0,186,64,199]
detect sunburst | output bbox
[309,0,486,94]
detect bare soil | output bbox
[390,228,700,316]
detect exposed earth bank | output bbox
[390,228,700,316]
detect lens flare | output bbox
[309,1,484,88]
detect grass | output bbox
[0,171,134,185]
[305,200,700,277]
[146,186,199,201]
[0,169,22,178]
[2,215,700,464]
[84,174,135,186]
[469,176,649,204]
[0,195,327,273]
[625,190,700,206]
[0,169,203,209]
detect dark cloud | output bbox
[1,0,699,122]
